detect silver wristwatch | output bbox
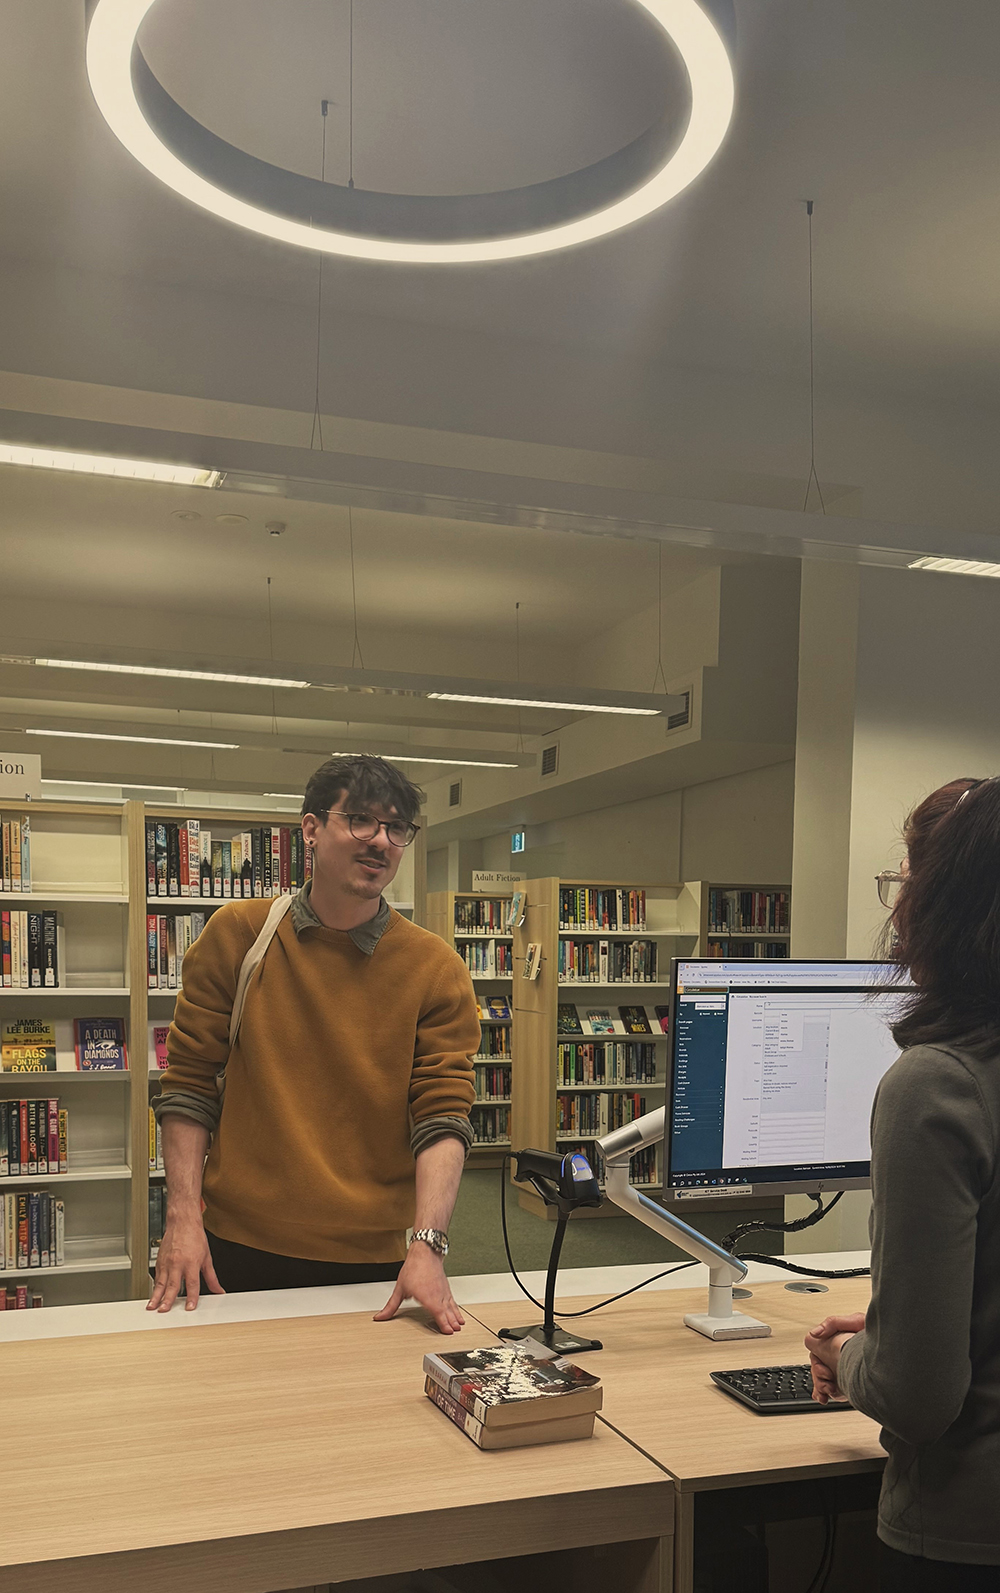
[410,1228,449,1257]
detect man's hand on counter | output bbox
[147,1210,226,1313]
[374,1244,465,1335]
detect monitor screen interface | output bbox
[666,960,911,1196]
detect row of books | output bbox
[0,1099,68,1175]
[557,939,658,984]
[473,1026,511,1061]
[0,1287,43,1308]
[557,1042,658,1086]
[562,1139,659,1188]
[469,1104,510,1143]
[707,888,790,935]
[423,1343,600,1451]
[147,912,207,989]
[459,941,513,977]
[705,939,790,959]
[556,1091,646,1138]
[146,820,311,900]
[559,887,646,932]
[454,898,511,936]
[473,1064,511,1102]
[148,1108,163,1171]
[0,815,31,893]
[557,1003,669,1036]
[1,1191,65,1269]
[149,1184,168,1261]
[1,1019,128,1073]
[1,910,60,987]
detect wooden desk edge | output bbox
[10,1480,675,1593]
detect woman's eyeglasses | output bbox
[875,871,904,910]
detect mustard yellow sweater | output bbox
[158,901,479,1263]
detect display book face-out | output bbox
[422,1342,601,1449]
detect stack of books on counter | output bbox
[423,1343,601,1450]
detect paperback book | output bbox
[74,1018,128,1071]
[1,1019,57,1071]
[422,1343,600,1449]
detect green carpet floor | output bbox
[444,1167,782,1278]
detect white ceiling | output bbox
[4,0,999,387]
[1,0,998,797]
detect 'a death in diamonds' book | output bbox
[422,1343,602,1429]
[73,1018,128,1071]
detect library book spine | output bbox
[167,823,181,896]
[26,1099,38,1175]
[423,1376,487,1447]
[147,914,158,990]
[42,910,57,986]
[16,1192,29,1268]
[155,824,168,897]
[0,1102,7,1178]
[1,908,9,985]
[145,821,156,898]
[58,1110,68,1173]
[179,823,189,896]
[27,912,42,988]
[187,821,200,901]
[54,1198,64,1265]
[200,831,212,898]
[47,1098,59,1174]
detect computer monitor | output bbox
[663,959,911,1201]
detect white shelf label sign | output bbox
[472,870,525,893]
[0,753,41,801]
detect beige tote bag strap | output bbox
[228,895,293,1050]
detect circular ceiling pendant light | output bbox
[86,0,735,265]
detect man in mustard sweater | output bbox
[149,755,480,1333]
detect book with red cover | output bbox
[422,1344,601,1428]
[424,1378,596,1450]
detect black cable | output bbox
[722,1191,841,1251]
[804,1509,833,1593]
[817,1513,839,1593]
[722,1188,869,1278]
[732,1253,869,1280]
[499,1158,696,1319]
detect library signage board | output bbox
[472,872,525,893]
[0,755,41,802]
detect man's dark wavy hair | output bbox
[878,776,1000,1051]
[301,756,424,826]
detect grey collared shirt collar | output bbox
[289,882,392,955]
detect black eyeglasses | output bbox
[324,810,420,848]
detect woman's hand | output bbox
[804,1312,865,1403]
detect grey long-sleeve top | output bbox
[839,1041,1000,1565]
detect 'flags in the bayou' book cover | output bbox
[1,1019,57,1071]
[73,1018,128,1071]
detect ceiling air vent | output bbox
[540,744,559,778]
[667,691,691,731]
[448,780,462,808]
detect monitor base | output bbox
[684,1310,772,1340]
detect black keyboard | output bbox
[710,1364,853,1415]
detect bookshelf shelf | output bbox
[0,1165,130,1186]
[0,987,130,998]
[0,1252,131,1281]
[1,892,128,904]
[558,1084,665,1092]
[455,932,514,940]
[0,1071,131,1082]
[472,975,513,983]
[705,930,791,938]
[558,981,673,989]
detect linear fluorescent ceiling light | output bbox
[86,0,734,265]
[26,729,238,749]
[0,443,219,488]
[33,658,310,689]
[41,779,189,792]
[426,693,661,716]
[329,753,519,768]
[909,556,1000,578]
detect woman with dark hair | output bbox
[806,776,1000,1589]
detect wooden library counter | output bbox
[466,1264,882,1593]
[0,1289,671,1593]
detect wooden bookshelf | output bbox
[509,878,702,1218]
[427,890,513,1163]
[697,882,791,958]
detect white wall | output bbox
[470,761,794,888]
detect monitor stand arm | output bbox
[602,1160,772,1341]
